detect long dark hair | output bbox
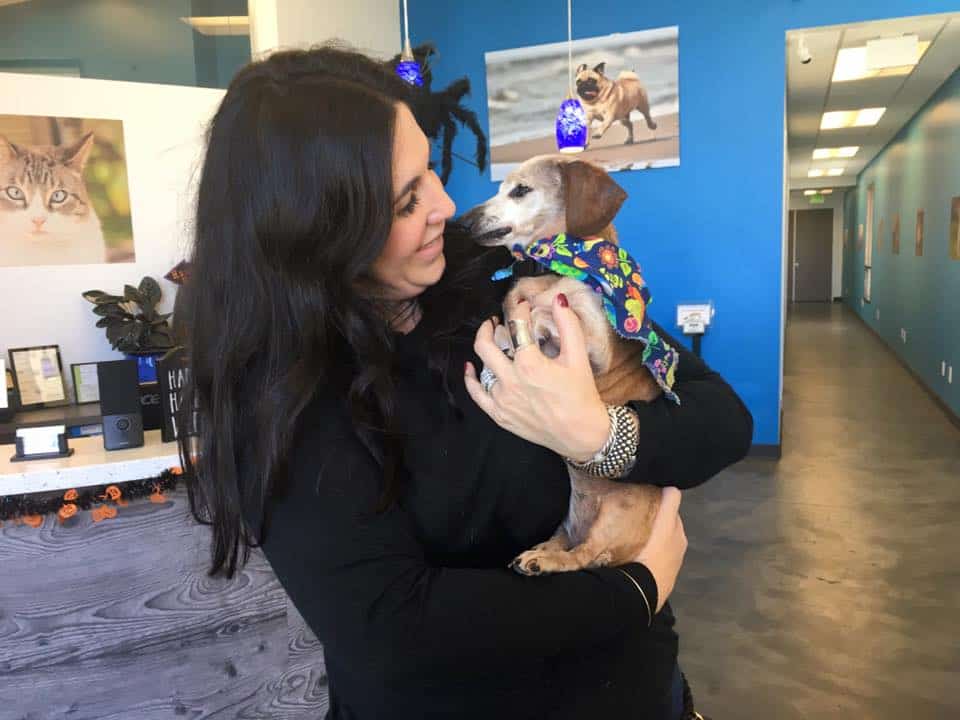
[177,44,506,578]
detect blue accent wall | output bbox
[843,68,960,418]
[409,0,959,445]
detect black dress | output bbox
[258,318,753,719]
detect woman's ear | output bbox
[561,161,627,237]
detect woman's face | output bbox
[369,103,456,302]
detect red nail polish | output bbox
[465,362,471,374]
[557,293,569,308]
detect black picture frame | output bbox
[70,361,101,405]
[7,345,69,410]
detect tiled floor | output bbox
[673,302,960,719]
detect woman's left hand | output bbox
[464,292,610,462]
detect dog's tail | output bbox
[618,70,639,81]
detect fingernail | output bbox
[557,293,569,308]
[464,361,471,375]
[491,315,500,326]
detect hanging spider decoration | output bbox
[389,43,488,185]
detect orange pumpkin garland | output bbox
[57,503,78,523]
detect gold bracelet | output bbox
[617,567,652,627]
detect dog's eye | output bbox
[509,184,533,199]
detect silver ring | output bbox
[479,366,498,393]
[508,318,535,350]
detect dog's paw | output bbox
[510,552,544,576]
[591,132,604,140]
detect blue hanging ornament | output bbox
[556,97,587,153]
[396,47,424,86]
[396,0,423,86]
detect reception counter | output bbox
[0,430,180,496]
[0,433,329,717]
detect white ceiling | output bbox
[786,12,960,191]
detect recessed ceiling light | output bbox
[827,168,844,176]
[833,40,930,82]
[812,146,859,159]
[803,188,834,196]
[820,188,833,194]
[808,170,825,178]
[821,108,886,129]
[179,16,250,36]
[804,190,817,196]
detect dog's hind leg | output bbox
[619,118,636,144]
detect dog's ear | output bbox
[575,63,588,75]
[561,161,627,237]
[592,62,606,75]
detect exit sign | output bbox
[809,194,825,204]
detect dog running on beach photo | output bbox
[460,154,678,576]
[575,61,658,146]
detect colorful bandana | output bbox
[493,233,680,404]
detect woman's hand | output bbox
[635,487,687,612]
[464,293,610,461]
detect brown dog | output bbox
[460,155,665,575]
[575,62,657,146]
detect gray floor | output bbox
[673,302,960,719]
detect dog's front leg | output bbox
[510,526,573,576]
[591,115,615,140]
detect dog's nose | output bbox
[456,208,481,232]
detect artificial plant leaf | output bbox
[81,290,107,304]
[93,304,128,318]
[138,276,162,309]
[95,317,111,328]
[123,284,143,305]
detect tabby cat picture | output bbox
[0,132,107,267]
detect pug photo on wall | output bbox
[485,26,679,181]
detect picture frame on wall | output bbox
[7,345,68,409]
[0,358,7,411]
[915,209,924,257]
[892,213,900,255]
[71,362,101,405]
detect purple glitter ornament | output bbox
[556,97,587,153]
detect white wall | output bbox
[789,190,846,300]
[250,0,401,59]
[0,71,223,398]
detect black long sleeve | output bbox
[259,395,672,718]
[623,321,754,489]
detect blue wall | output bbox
[843,68,960,418]
[410,0,959,446]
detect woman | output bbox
[178,45,752,719]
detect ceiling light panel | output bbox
[821,108,886,129]
[832,40,930,82]
[812,146,860,159]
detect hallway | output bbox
[673,302,960,719]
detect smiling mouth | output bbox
[472,226,513,246]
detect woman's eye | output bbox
[398,193,420,217]
[509,184,533,199]
[5,186,23,201]
[50,189,68,204]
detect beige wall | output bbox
[250,0,401,59]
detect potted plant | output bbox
[82,276,175,384]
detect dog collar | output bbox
[492,233,680,404]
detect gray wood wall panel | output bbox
[0,489,328,720]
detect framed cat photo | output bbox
[0,114,135,267]
[8,345,69,409]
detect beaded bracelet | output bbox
[565,404,639,477]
